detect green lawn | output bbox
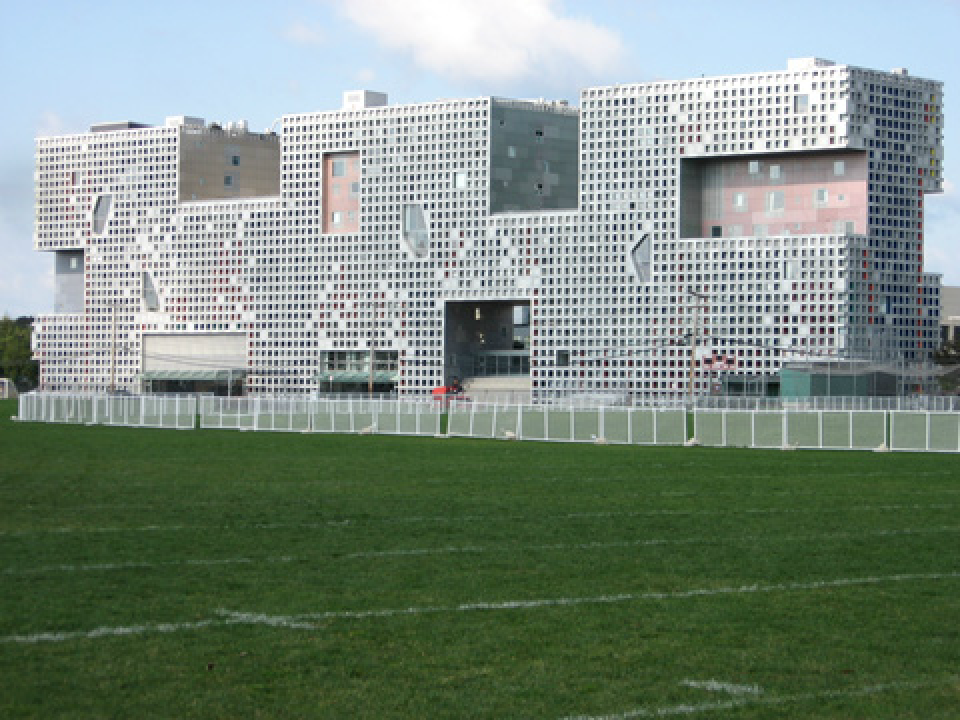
[1,397,959,718]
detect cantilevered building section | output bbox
[31,59,944,399]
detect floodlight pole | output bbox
[687,288,709,405]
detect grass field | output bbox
[1,397,959,718]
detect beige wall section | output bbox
[178,127,280,202]
[142,333,247,371]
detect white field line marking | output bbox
[5,526,957,575]
[0,520,353,537]
[1,503,955,538]
[1,619,218,645]
[344,526,960,559]
[680,679,763,696]
[218,571,960,625]
[560,678,954,719]
[3,556,294,576]
[5,570,959,645]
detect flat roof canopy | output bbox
[142,369,247,381]
[317,371,398,384]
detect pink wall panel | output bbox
[699,152,867,238]
[322,152,360,234]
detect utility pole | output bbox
[368,297,378,399]
[687,288,708,404]
[110,304,117,394]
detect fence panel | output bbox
[654,410,687,445]
[753,411,784,448]
[890,412,927,452]
[521,407,547,441]
[493,406,520,439]
[629,410,656,444]
[604,410,630,444]
[446,404,473,436]
[786,412,821,449]
[694,411,725,447]
[928,413,960,452]
[470,407,496,438]
[723,412,752,447]
[820,412,852,449]
[572,410,600,442]
[546,409,572,442]
[850,412,886,450]
[332,404,354,433]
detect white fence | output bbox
[447,402,688,445]
[15,393,196,430]
[198,396,443,437]
[14,393,960,453]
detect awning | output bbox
[141,369,247,381]
[316,371,398,384]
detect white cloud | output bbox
[36,111,66,138]
[925,178,960,286]
[332,0,623,88]
[355,68,376,86]
[283,21,325,46]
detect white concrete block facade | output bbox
[31,59,944,399]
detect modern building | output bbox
[31,58,944,399]
[941,286,960,345]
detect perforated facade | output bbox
[31,58,944,399]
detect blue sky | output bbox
[1,0,957,318]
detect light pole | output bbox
[687,288,709,404]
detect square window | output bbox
[231,155,240,166]
[224,175,233,187]
[769,165,781,180]
[748,160,760,175]
[833,160,845,176]
[332,159,347,177]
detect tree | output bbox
[934,337,960,393]
[0,316,38,390]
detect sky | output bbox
[1,0,958,318]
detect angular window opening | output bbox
[834,160,845,176]
[332,158,347,177]
[401,204,429,257]
[92,194,113,234]
[142,272,159,312]
[629,232,652,282]
[453,171,468,189]
[224,175,233,187]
